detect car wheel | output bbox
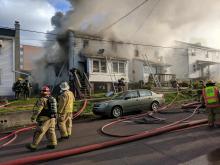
[111,106,122,118]
[151,101,159,111]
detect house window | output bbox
[119,62,125,73]
[100,60,107,73]
[112,62,118,73]
[206,52,209,58]
[112,61,126,73]
[83,40,89,48]
[93,60,99,72]
[92,59,107,73]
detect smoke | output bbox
[33,0,220,85]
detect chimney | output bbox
[14,21,20,79]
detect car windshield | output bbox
[112,92,126,100]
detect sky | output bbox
[0,0,71,46]
[1,0,220,49]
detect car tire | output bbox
[151,101,159,111]
[111,106,123,118]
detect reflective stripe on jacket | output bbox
[202,86,220,108]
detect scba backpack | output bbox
[47,96,57,118]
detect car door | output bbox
[138,90,153,110]
[122,90,141,112]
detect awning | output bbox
[196,60,220,66]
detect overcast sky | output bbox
[0,0,71,46]
[1,0,220,49]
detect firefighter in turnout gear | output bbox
[26,86,57,151]
[12,78,23,99]
[202,80,220,127]
[23,79,32,100]
[57,82,75,140]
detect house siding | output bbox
[0,38,15,96]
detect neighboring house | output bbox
[20,45,45,72]
[0,22,20,96]
[167,41,220,80]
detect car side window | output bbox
[125,91,139,99]
[139,90,152,97]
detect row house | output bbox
[0,21,20,96]
[167,41,220,81]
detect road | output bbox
[1,108,220,165]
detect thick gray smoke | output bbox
[33,0,220,85]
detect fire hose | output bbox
[0,118,208,165]
[101,104,201,137]
[0,100,88,148]
[0,94,208,164]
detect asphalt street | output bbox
[0,108,220,165]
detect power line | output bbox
[128,0,161,39]
[1,25,219,52]
[98,0,149,34]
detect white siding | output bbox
[87,58,129,82]
[0,38,15,96]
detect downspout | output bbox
[68,31,75,71]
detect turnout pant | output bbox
[207,108,220,125]
[32,118,57,147]
[58,112,73,137]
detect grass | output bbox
[0,91,197,115]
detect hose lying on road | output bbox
[101,104,201,137]
[0,118,207,165]
[0,100,88,148]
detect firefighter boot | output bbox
[25,143,37,151]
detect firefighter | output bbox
[202,80,220,127]
[23,79,32,100]
[12,78,23,99]
[26,86,57,151]
[197,80,205,102]
[117,78,125,92]
[57,82,75,140]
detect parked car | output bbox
[93,89,165,118]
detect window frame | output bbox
[112,61,126,74]
[92,59,107,73]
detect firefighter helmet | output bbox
[41,86,50,95]
[60,82,70,91]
